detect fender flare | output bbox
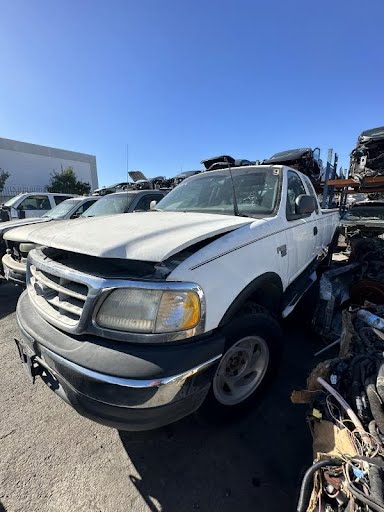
[219,272,283,327]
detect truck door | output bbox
[17,194,51,219]
[284,170,317,284]
[302,175,321,258]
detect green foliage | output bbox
[46,166,91,195]
[0,168,10,193]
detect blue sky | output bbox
[1,0,384,186]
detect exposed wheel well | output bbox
[219,272,283,327]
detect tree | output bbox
[0,168,10,193]
[46,166,91,195]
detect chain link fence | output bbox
[0,185,47,203]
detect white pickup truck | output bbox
[15,164,339,430]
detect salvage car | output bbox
[340,200,384,242]
[0,192,76,222]
[15,164,339,430]
[0,196,99,277]
[349,126,384,180]
[263,148,323,187]
[3,190,166,285]
[93,182,131,196]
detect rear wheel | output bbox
[200,306,282,419]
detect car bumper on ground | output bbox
[16,291,225,430]
[2,254,26,286]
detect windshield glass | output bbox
[3,194,23,207]
[82,193,135,217]
[43,199,78,219]
[156,167,281,217]
[343,207,384,221]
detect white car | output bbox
[1,196,99,284]
[0,192,76,222]
[2,190,166,285]
[15,164,339,430]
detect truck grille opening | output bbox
[29,264,89,326]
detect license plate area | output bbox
[14,339,42,383]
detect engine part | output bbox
[296,458,343,512]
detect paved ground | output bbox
[0,281,323,512]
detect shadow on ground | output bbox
[0,500,6,512]
[119,313,322,512]
[0,281,22,321]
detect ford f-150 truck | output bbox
[15,164,339,430]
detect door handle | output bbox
[313,226,318,236]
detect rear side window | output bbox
[54,195,73,205]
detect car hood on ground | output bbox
[0,217,51,237]
[28,212,253,262]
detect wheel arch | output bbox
[219,272,283,327]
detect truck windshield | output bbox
[43,199,78,219]
[156,167,281,217]
[82,193,135,217]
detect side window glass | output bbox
[72,200,97,217]
[303,176,319,214]
[286,172,307,220]
[19,195,50,210]
[54,195,72,205]
[134,195,162,211]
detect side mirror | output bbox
[150,200,157,210]
[295,194,316,215]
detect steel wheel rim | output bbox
[213,336,270,406]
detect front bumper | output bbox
[16,291,224,430]
[2,254,26,286]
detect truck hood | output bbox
[4,221,57,242]
[28,212,253,262]
[0,217,51,237]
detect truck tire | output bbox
[199,305,282,420]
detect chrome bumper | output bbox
[2,253,26,285]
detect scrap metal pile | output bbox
[349,127,384,182]
[295,237,384,511]
[295,305,384,511]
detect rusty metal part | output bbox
[350,279,384,305]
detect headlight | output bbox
[19,243,38,254]
[96,287,202,334]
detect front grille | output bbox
[29,264,89,327]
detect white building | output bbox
[0,137,98,196]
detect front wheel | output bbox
[200,308,282,419]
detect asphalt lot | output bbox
[0,280,321,512]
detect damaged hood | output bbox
[28,212,253,262]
